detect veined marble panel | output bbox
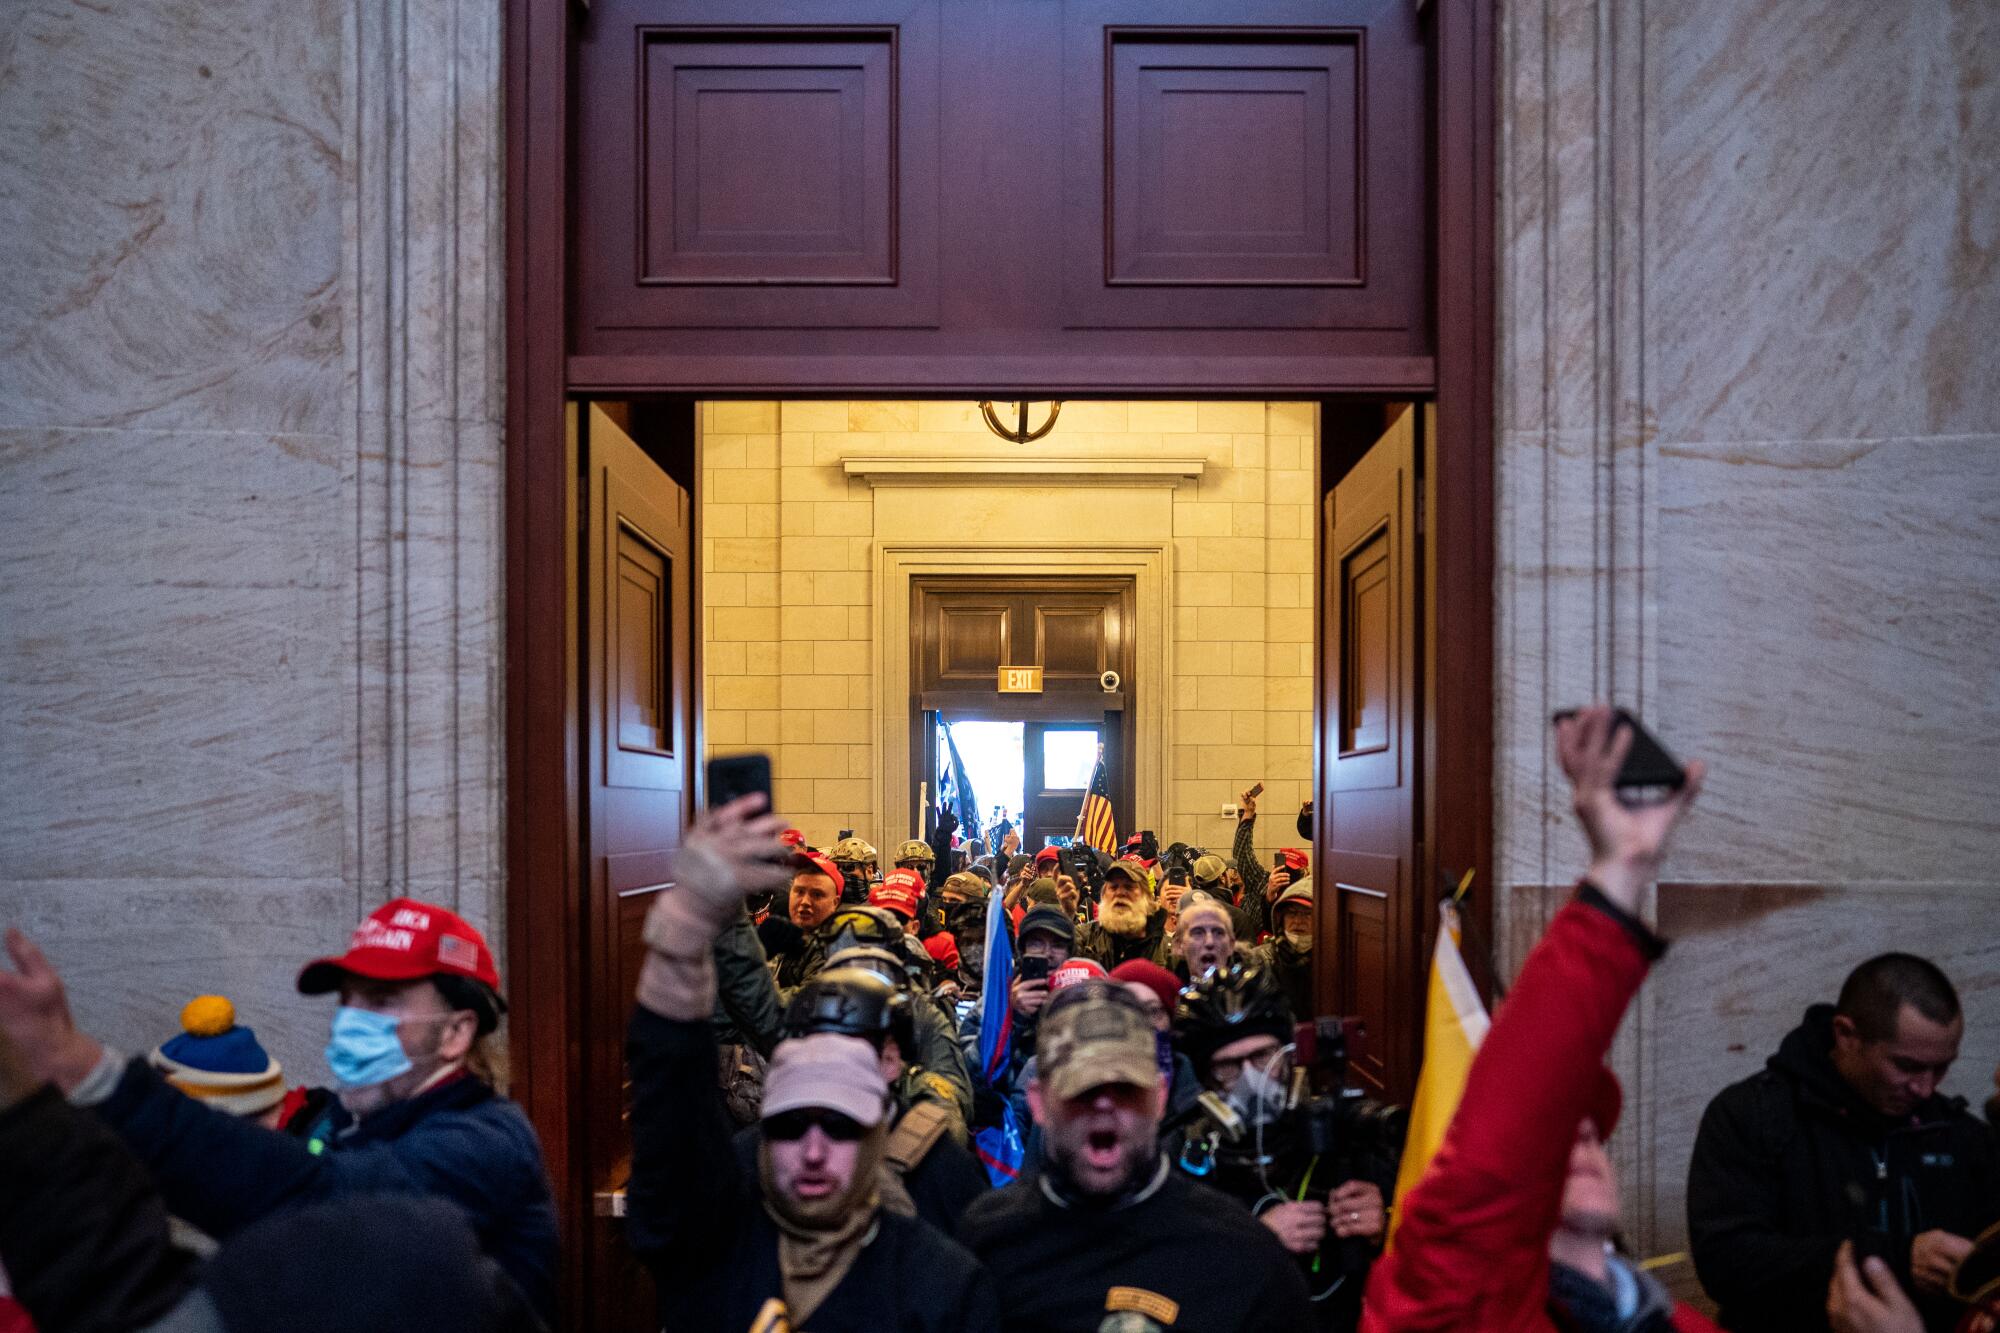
[1645,881,2000,1256]
[0,0,344,435]
[0,426,348,880]
[1658,435,2000,885]
[1651,0,2000,443]
[4,878,359,1087]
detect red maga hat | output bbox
[793,849,843,886]
[870,868,926,920]
[298,898,501,995]
[1034,845,1061,864]
[1276,848,1311,872]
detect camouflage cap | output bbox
[1035,985,1161,1102]
[895,839,934,865]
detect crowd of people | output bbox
[2,705,1998,1332]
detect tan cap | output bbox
[762,1032,890,1127]
[941,871,985,901]
[1192,853,1226,885]
[1035,990,1160,1102]
[895,839,934,864]
[1105,858,1152,890]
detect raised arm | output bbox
[1365,706,1703,1327]
[623,797,793,1272]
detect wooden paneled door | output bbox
[1317,405,1420,1098]
[581,404,692,1330]
[912,576,1136,839]
[1023,722,1103,853]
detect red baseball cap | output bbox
[780,828,806,848]
[793,849,842,886]
[298,898,502,996]
[1050,958,1109,992]
[1277,848,1310,872]
[922,932,962,971]
[870,868,926,921]
[1034,845,1061,864]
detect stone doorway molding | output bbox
[874,543,1173,847]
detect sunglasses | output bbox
[762,1108,867,1143]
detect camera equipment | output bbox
[1136,830,1160,863]
[1161,841,1196,888]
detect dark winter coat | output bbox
[1252,934,1315,1023]
[713,906,783,1056]
[626,1006,1000,1333]
[1074,911,1170,971]
[0,1085,193,1332]
[1687,1004,2000,1332]
[91,1057,558,1319]
[960,1159,1314,1331]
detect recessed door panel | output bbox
[1320,404,1422,1098]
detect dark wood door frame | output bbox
[505,0,1490,1317]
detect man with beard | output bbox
[1252,878,1315,1022]
[625,795,998,1333]
[959,981,1312,1331]
[1075,858,1170,970]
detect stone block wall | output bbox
[699,399,1318,863]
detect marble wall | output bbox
[0,0,503,1084]
[1497,0,2000,1267]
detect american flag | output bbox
[1074,747,1117,854]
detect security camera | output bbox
[1100,670,1121,692]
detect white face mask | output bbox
[1227,1064,1291,1128]
[1283,928,1313,952]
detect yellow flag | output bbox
[1386,899,1490,1249]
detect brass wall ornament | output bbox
[977,400,1063,444]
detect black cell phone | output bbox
[1552,708,1686,794]
[1017,955,1052,982]
[706,753,773,810]
[1274,853,1287,871]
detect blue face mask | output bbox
[326,1006,413,1089]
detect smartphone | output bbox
[1018,955,1052,983]
[1245,782,1264,800]
[1273,853,1287,871]
[706,753,773,810]
[1552,708,1686,794]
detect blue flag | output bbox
[971,886,1024,1186]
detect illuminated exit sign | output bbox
[998,665,1044,693]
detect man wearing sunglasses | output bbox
[960,980,1312,1330]
[625,795,999,1333]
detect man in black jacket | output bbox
[1688,952,2000,1332]
[626,795,998,1333]
[960,980,1312,1331]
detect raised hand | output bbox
[0,929,103,1093]
[1238,788,1258,822]
[643,795,792,958]
[1555,705,1704,915]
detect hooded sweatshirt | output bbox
[1687,1004,2000,1332]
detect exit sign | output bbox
[998,665,1044,693]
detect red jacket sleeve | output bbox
[1363,893,1658,1331]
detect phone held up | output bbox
[1017,955,1053,984]
[1551,708,1686,804]
[705,753,772,810]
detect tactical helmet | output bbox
[1174,959,1298,1076]
[824,944,909,987]
[894,839,934,867]
[783,966,916,1062]
[829,836,878,867]
[820,904,906,960]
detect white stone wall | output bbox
[1495,0,2000,1262]
[0,0,503,1084]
